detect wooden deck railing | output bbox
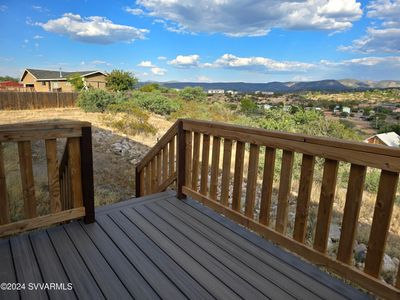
[0,120,94,237]
[137,119,400,299]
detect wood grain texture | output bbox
[177,121,186,199]
[68,137,83,209]
[220,139,232,206]
[259,147,276,226]
[232,141,245,212]
[275,150,294,234]
[157,153,162,187]
[45,139,61,213]
[209,136,221,200]
[163,145,168,181]
[293,154,315,242]
[192,132,201,190]
[185,131,192,187]
[337,164,366,264]
[18,141,36,218]
[244,144,259,219]
[0,143,9,225]
[200,134,210,195]
[145,165,151,196]
[314,159,339,253]
[169,137,175,176]
[365,170,399,277]
[151,159,157,193]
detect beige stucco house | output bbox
[20,69,108,92]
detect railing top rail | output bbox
[0,119,91,142]
[136,120,179,171]
[181,118,400,159]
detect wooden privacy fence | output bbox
[0,120,94,237]
[0,91,78,110]
[136,118,400,299]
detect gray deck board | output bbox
[0,191,369,300]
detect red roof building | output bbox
[0,81,23,88]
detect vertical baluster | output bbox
[68,138,83,208]
[275,150,294,234]
[169,136,175,176]
[151,159,157,193]
[192,132,201,190]
[157,153,162,187]
[245,144,259,218]
[45,139,61,213]
[396,265,400,289]
[259,147,275,226]
[0,142,9,224]
[163,145,168,181]
[139,170,145,197]
[220,139,232,206]
[209,136,221,200]
[364,170,399,277]
[337,164,366,264]
[18,141,36,218]
[185,131,192,187]
[314,159,339,253]
[293,154,315,242]
[200,134,210,195]
[145,165,151,196]
[232,141,245,211]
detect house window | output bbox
[42,82,46,86]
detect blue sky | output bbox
[0,0,399,82]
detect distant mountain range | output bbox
[153,79,400,93]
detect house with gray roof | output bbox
[20,68,107,92]
[364,131,400,147]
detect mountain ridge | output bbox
[145,79,400,93]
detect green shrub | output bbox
[140,83,161,92]
[240,97,258,114]
[106,70,138,92]
[135,93,181,115]
[180,87,207,102]
[103,101,156,136]
[77,89,118,112]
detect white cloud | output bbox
[0,5,7,12]
[125,7,144,15]
[151,67,167,75]
[158,56,167,60]
[32,5,48,12]
[340,0,400,53]
[33,35,43,39]
[38,13,149,44]
[196,76,212,82]
[138,60,155,67]
[168,54,200,67]
[136,0,362,36]
[211,54,315,72]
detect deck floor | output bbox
[0,191,369,300]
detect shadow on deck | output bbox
[0,191,368,300]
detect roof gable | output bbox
[24,69,104,80]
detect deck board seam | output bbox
[73,222,135,299]
[144,201,294,299]
[79,220,161,299]
[127,205,261,300]
[152,199,320,299]
[183,197,367,300]
[60,225,106,299]
[103,213,188,299]
[7,238,21,300]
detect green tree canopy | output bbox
[0,76,19,82]
[67,73,84,91]
[180,86,207,102]
[106,70,137,92]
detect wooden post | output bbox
[177,120,186,199]
[135,167,141,197]
[80,126,95,223]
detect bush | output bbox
[240,97,258,114]
[180,87,207,102]
[67,73,84,91]
[135,92,181,115]
[140,83,161,92]
[106,70,137,92]
[77,89,118,112]
[103,101,156,136]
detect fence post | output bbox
[80,126,95,223]
[177,120,186,199]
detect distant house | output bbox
[364,132,400,147]
[207,89,225,94]
[226,90,238,95]
[342,107,351,114]
[20,68,108,92]
[255,91,274,95]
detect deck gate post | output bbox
[80,126,95,223]
[177,120,186,199]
